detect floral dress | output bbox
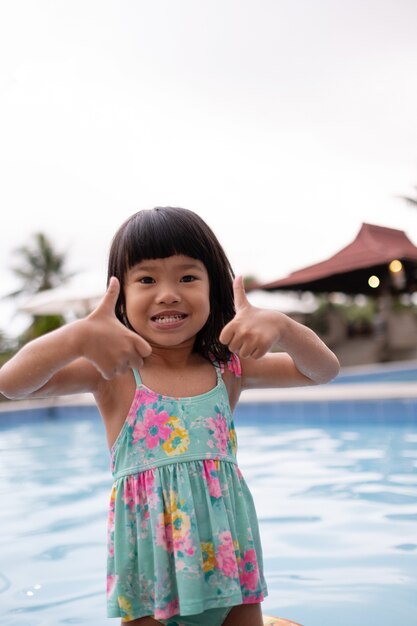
[107,356,267,622]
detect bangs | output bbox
[123,208,213,271]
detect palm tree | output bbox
[6,232,75,344]
[8,232,73,297]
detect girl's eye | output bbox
[139,276,155,284]
[181,275,196,283]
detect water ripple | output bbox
[8,590,103,614]
[1,409,417,626]
[394,543,417,551]
[35,542,102,561]
[0,573,11,594]
[385,512,417,522]
[260,516,321,524]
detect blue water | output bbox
[332,362,417,385]
[0,402,416,626]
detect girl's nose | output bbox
[156,283,181,304]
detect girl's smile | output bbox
[124,255,210,347]
[150,310,188,328]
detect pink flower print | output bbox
[123,479,137,511]
[214,413,229,455]
[205,414,228,455]
[107,574,118,597]
[173,531,195,557]
[139,388,159,404]
[126,389,155,425]
[155,512,173,553]
[243,593,265,603]
[207,353,241,377]
[132,408,172,448]
[107,512,115,556]
[107,486,116,554]
[202,460,222,499]
[239,549,260,591]
[217,531,239,578]
[227,353,242,377]
[143,469,158,509]
[142,468,155,491]
[108,540,114,557]
[155,598,180,620]
[122,475,152,522]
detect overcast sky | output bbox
[1,0,417,335]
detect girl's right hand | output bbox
[80,277,152,379]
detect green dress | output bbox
[106,356,267,622]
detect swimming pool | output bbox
[0,392,416,626]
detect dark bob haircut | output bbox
[107,207,235,362]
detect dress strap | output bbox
[132,368,143,386]
[209,353,242,379]
[227,353,242,378]
[212,360,223,383]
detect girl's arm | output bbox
[0,277,151,400]
[219,277,340,389]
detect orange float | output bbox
[263,617,303,626]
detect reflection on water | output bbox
[0,405,416,626]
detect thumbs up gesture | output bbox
[80,277,152,379]
[219,276,282,359]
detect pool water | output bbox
[0,403,416,626]
[332,361,417,385]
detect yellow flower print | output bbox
[166,415,181,428]
[201,541,217,572]
[229,428,237,455]
[164,492,190,536]
[171,508,191,538]
[169,490,178,513]
[119,596,134,621]
[162,427,190,456]
[233,539,241,565]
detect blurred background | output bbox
[1,0,417,368]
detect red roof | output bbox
[260,223,417,295]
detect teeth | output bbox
[153,315,185,324]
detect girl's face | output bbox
[123,254,210,350]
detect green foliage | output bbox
[304,297,377,336]
[343,299,376,325]
[3,232,73,344]
[305,302,331,335]
[8,232,73,297]
[0,330,17,355]
[0,337,17,372]
[18,315,65,345]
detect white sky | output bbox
[1,0,417,335]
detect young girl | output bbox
[0,207,339,626]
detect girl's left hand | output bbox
[219,276,283,359]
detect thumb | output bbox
[97,276,120,316]
[233,275,249,311]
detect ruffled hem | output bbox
[107,592,267,621]
[107,459,267,621]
